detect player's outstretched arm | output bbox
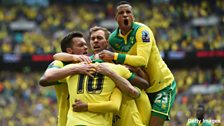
[53,52,91,63]
[39,64,96,87]
[73,88,122,113]
[98,48,149,67]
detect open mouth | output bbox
[124,19,129,26]
[93,45,100,50]
[83,52,88,55]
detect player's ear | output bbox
[106,40,109,45]
[132,15,135,21]
[66,48,73,53]
[115,12,119,21]
[106,42,109,49]
[115,15,118,21]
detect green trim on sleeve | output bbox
[117,54,126,64]
[114,53,118,60]
[151,111,167,120]
[127,73,136,81]
[48,66,61,69]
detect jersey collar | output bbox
[90,55,104,63]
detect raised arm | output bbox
[53,52,91,63]
[73,88,122,113]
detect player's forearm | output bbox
[88,88,121,113]
[129,75,149,89]
[39,69,76,87]
[114,53,147,67]
[53,52,74,62]
[88,101,118,113]
[39,76,56,87]
[107,71,140,98]
[43,67,78,82]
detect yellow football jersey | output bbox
[110,22,174,93]
[65,62,133,126]
[113,94,146,126]
[48,60,69,126]
[135,90,151,125]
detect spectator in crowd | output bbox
[187,104,213,126]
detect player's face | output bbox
[71,37,88,55]
[90,30,108,54]
[116,4,134,31]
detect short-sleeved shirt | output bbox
[65,62,134,126]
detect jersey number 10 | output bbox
[77,73,104,94]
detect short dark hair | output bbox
[60,31,83,52]
[89,26,111,40]
[116,1,131,7]
[196,104,205,121]
[197,104,205,111]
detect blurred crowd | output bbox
[0,71,57,126]
[173,65,224,93]
[170,92,223,126]
[170,65,224,126]
[0,66,223,126]
[0,0,224,54]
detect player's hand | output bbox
[98,50,114,62]
[96,63,112,76]
[68,63,96,77]
[77,64,96,77]
[72,99,88,112]
[73,55,91,63]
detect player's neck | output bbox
[120,27,131,35]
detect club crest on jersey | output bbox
[142,30,150,42]
[115,44,120,48]
[130,36,134,44]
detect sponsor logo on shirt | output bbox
[142,30,150,42]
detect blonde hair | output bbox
[89,26,111,40]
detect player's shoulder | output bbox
[135,22,153,36]
[52,60,64,64]
[48,60,64,68]
[102,63,126,69]
[135,22,151,29]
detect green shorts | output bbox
[147,81,176,121]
